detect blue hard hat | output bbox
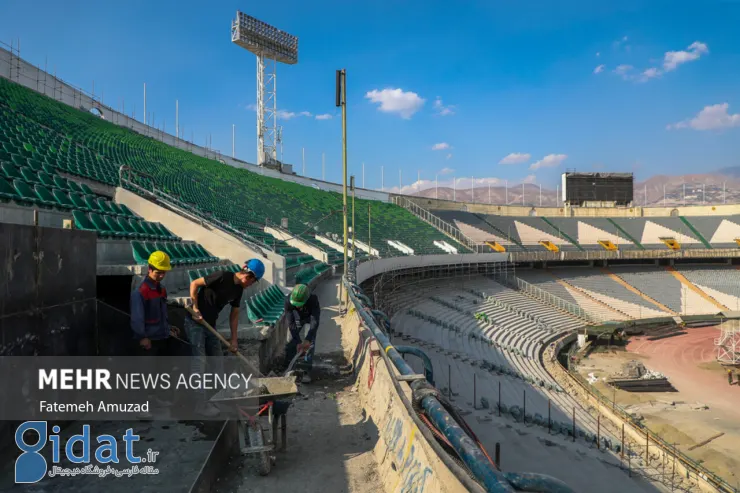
[243,258,265,280]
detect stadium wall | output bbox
[406,196,740,218]
[0,47,389,202]
[345,306,475,493]
[355,253,509,285]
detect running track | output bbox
[626,326,740,417]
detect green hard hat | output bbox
[290,284,310,307]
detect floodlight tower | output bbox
[231,12,298,168]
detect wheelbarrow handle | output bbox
[185,306,260,376]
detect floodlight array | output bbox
[232,11,298,64]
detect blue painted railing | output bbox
[343,268,575,493]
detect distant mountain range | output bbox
[408,169,740,207]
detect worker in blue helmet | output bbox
[186,258,265,417]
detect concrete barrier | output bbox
[343,306,476,493]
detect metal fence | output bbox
[391,195,482,253]
[492,272,603,324]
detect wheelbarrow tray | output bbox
[209,376,298,408]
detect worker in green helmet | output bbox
[284,284,321,383]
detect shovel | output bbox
[184,306,261,376]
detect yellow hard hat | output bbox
[148,251,172,271]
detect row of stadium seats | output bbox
[246,285,286,324]
[295,263,332,285]
[188,264,242,282]
[131,240,218,266]
[73,210,177,240]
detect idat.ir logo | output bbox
[15,421,144,483]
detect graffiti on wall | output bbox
[383,413,434,493]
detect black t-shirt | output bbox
[196,271,244,326]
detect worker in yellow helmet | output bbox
[130,251,180,354]
[130,251,181,418]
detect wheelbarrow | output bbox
[210,376,298,476]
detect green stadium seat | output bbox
[52,189,76,210]
[0,177,19,201]
[68,191,91,211]
[1,162,22,181]
[131,241,152,265]
[72,211,98,234]
[89,212,121,237]
[19,166,40,184]
[66,180,83,195]
[13,180,44,206]
[101,215,130,238]
[38,172,56,189]
[52,174,70,190]
[79,183,94,195]
[34,184,62,208]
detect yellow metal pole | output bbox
[368,204,371,258]
[340,69,349,307]
[351,175,356,261]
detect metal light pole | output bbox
[336,68,348,308]
[232,12,298,166]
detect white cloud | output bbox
[668,103,740,131]
[617,41,708,83]
[529,153,567,170]
[432,142,451,151]
[596,52,601,58]
[499,152,531,165]
[641,67,661,80]
[315,114,333,120]
[365,88,425,119]
[593,64,605,74]
[446,153,453,160]
[439,167,454,175]
[247,104,313,120]
[613,64,633,79]
[663,41,708,72]
[433,97,455,116]
[522,174,537,184]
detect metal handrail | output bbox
[392,195,481,253]
[492,273,602,324]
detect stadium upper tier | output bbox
[434,209,740,251]
[0,77,467,257]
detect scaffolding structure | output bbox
[716,319,740,365]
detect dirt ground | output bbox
[214,363,381,493]
[576,327,740,488]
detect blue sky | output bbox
[1,0,739,192]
